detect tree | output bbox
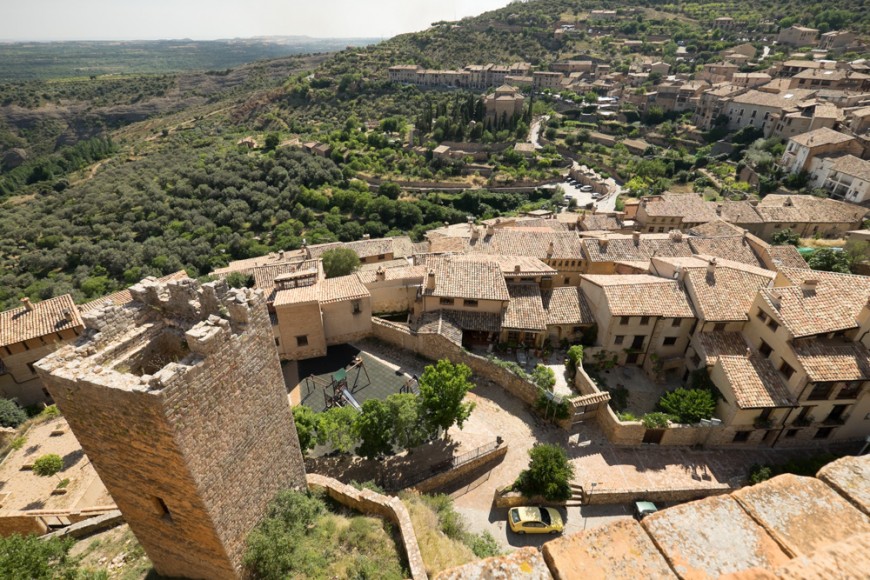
[291,405,319,454]
[355,399,394,459]
[316,406,358,453]
[514,444,574,501]
[264,133,280,150]
[657,388,716,424]
[321,247,360,278]
[32,454,64,477]
[807,248,851,274]
[0,399,28,428]
[531,364,556,391]
[418,359,476,436]
[0,534,82,579]
[385,393,427,450]
[771,228,800,246]
[224,272,254,289]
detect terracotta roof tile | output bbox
[763,246,808,270]
[688,237,764,268]
[582,234,695,263]
[425,258,510,302]
[792,341,870,382]
[542,286,595,326]
[319,275,370,304]
[443,254,557,277]
[716,354,796,408]
[357,265,426,284]
[581,274,695,318]
[694,331,750,366]
[467,229,583,259]
[684,262,774,322]
[502,283,547,331]
[0,295,83,348]
[789,127,855,148]
[641,193,719,223]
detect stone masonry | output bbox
[36,277,307,580]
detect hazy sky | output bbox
[1,0,516,41]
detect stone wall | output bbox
[36,278,307,580]
[306,474,427,580]
[0,514,48,536]
[411,443,507,494]
[372,318,540,406]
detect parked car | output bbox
[580,185,594,192]
[508,507,564,534]
[516,348,528,367]
[633,501,658,520]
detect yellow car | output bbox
[508,507,564,535]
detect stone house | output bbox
[721,89,816,134]
[780,127,862,174]
[635,193,719,233]
[0,295,83,406]
[818,30,856,52]
[579,274,695,371]
[816,155,870,203]
[777,25,819,47]
[483,85,525,123]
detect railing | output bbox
[384,438,503,491]
[823,415,848,426]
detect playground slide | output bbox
[340,387,362,411]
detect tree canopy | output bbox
[321,247,361,279]
[418,359,476,435]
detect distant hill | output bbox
[0,37,379,81]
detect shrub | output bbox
[657,388,716,424]
[535,392,570,421]
[617,411,638,422]
[33,454,64,477]
[291,405,319,454]
[0,534,82,579]
[9,436,26,450]
[468,531,501,558]
[56,478,70,489]
[40,405,60,418]
[515,444,574,502]
[748,464,773,485]
[771,228,800,246]
[566,345,584,373]
[531,364,556,391]
[0,399,28,428]
[642,412,673,429]
[321,247,360,278]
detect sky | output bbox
[0,0,517,41]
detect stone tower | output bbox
[36,277,306,579]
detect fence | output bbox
[384,438,504,492]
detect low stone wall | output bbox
[372,318,540,406]
[597,404,727,447]
[42,510,123,540]
[584,484,731,506]
[411,443,507,494]
[307,473,427,580]
[0,513,48,536]
[493,487,565,509]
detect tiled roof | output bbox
[542,286,595,326]
[428,235,471,254]
[717,355,796,409]
[693,331,750,366]
[688,237,764,268]
[306,238,394,260]
[719,201,763,224]
[425,258,510,301]
[212,250,306,275]
[582,234,695,263]
[356,265,426,284]
[764,246,808,270]
[418,310,503,333]
[80,271,188,313]
[684,263,774,322]
[319,275,370,305]
[502,284,547,331]
[789,127,855,148]
[793,341,870,382]
[0,295,83,348]
[755,195,867,224]
[250,262,319,302]
[390,236,416,258]
[831,155,870,181]
[443,254,556,277]
[467,229,583,259]
[358,258,410,272]
[688,219,747,237]
[579,214,622,231]
[414,311,463,345]
[762,270,870,337]
[582,274,695,318]
[641,193,719,223]
[730,89,815,110]
[273,284,320,306]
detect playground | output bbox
[289,343,418,413]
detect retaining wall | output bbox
[411,443,507,494]
[306,473,427,580]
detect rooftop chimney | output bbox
[547,240,555,258]
[426,269,436,290]
[278,250,285,260]
[745,347,751,359]
[632,231,640,246]
[362,233,371,240]
[598,237,609,250]
[669,230,683,242]
[62,308,74,322]
[375,266,386,281]
[707,257,717,276]
[20,297,34,312]
[716,203,723,216]
[802,279,819,294]
[514,264,522,273]
[471,226,480,240]
[486,225,495,237]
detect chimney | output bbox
[486,225,495,237]
[669,229,683,242]
[362,233,371,240]
[547,240,555,258]
[278,250,285,260]
[744,347,751,359]
[375,266,386,281]
[801,279,819,294]
[20,297,34,312]
[514,264,521,274]
[62,308,74,322]
[632,231,640,246]
[426,269,436,290]
[471,226,480,240]
[716,203,723,216]
[783,197,793,207]
[578,213,585,224]
[598,237,609,250]
[749,199,759,207]
[707,257,717,276]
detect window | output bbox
[640,316,651,325]
[572,326,583,334]
[564,277,571,285]
[838,381,862,399]
[713,323,726,332]
[807,382,833,401]
[657,227,665,233]
[759,340,772,358]
[732,431,750,442]
[377,254,385,260]
[663,336,677,346]
[619,316,630,325]
[439,298,455,306]
[296,335,309,347]
[274,338,280,347]
[671,318,681,328]
[785,429,798,438]
[814,427,834,440]
[756,309,768,323]
[463,299,479,308]
[352,300,362,314]
[27,362,37,376]
[780,362,795,381]
[614,335,625,345]
[766,319,779,332]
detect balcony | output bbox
[822,415,848,426]
[753,418,775,430]
[792,416,813,427]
